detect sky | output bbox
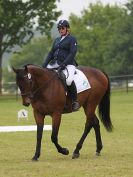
[56,0,128,20]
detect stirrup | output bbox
[72,101,80,112]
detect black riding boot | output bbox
[67,81,80,112]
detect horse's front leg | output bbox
[72,119,93,159]
[51,112,69,155]
[32,109,44,161]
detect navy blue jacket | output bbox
[43,34,78,67]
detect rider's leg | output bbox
[67,81,80,111]
[46,62,59,69]
[64,65,80,111]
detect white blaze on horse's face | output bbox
[28,73,31,79]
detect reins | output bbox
[18,64,69,98]
[20,69,59,98]
[30,66,69,96]
[32,70,58,96]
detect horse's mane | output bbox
[23,64,43,70]
[23,64,57,79]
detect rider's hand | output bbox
[58,64,65,72]
[58,66,63,73]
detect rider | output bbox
[42,19,80,111]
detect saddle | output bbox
[57,68,91,94]
[57,70,67,91]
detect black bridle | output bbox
[20,74,34,98]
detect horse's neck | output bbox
[31,67,55,86]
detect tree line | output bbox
[0,0,61,94]
[2,0,133,93]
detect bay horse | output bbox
[13,64,113,161]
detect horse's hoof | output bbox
[95,152,101,156]
[31,157,38,161]
[61,148,69,155]
[72,153,80,159]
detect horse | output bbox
[12,64,113,161]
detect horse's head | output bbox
[12,65,33,107]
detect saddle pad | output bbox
[74,69,91,93]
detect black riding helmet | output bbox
[57,20,70,28]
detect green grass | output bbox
[0,92,133,177]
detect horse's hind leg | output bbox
[72,115,103,159]
[93,115,103,155]
[72,104,103,159]
[72,117,93,159]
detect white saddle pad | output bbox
[74,69,91,93]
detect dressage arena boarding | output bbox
[0,108,52,132]
[0,125,52,132]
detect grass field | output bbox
[0,92,133,177]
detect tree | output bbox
[106,0,133,75]
[3,36,52,93]
[11,36,51,67]
[0,0,61,94]
[69,2,129,75]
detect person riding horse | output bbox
[42,19,80,111]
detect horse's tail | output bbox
[98,73,113,132]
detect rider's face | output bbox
[58,27,67,36]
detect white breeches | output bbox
[63,65,76,86]
[47,62,59,69]
[47,63,76,86]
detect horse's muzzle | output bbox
[23,102,30,107]
[23,97,31,107]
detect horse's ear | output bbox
[24,65,28,72]
[12,66,18,73]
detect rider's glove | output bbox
[58,64,66,72]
